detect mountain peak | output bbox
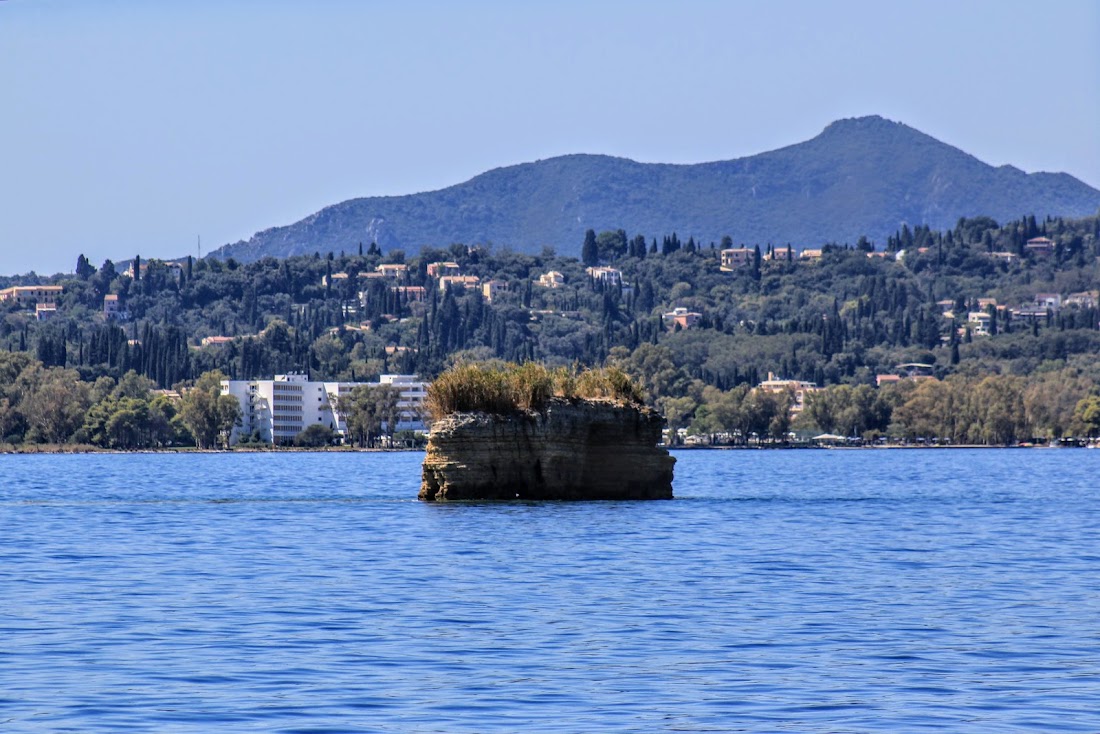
[211,119,1100,262]
[819,115,911,137]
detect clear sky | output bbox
[2,0,1098,276]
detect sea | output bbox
[2,449,1099,733]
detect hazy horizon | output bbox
[3,0,1098,276]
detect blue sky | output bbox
[2,0,1098,275]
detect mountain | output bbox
[211,116,1100,261]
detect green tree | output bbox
[337,384,401,448]
[294,423,336,448]
[17,366,91,444]
[581,229,599,267]
[1072,395,1100,438]
[179,371,242,449]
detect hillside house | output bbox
[586,266,622,287]
[1066,291,1099,309]
[662,307,702,330]
[720,248,754,271]
[376,263,408,280]
[439,275,481,294]
[391,286,427,302]
[482,280,508,304]
[1034,293,1062,310]
[426,261,462,278]
[103,294,129,321]
[536,271,565,288]
[0,285,63,308]
[968,311,992,336]
[1025,237,1055,256]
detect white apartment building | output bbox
[378,374,429,432]
[221,373,428,445]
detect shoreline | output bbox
[2,443,1092,455]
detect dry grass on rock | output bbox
[425,362,643,422]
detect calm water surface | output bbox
[2,449,1099,732]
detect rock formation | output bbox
[420,399,675,501]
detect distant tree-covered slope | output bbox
[210,115,1100,262]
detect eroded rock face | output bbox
[420,399,675,501]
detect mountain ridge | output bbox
[210,115,1100,261]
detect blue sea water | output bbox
[2,449,1099,733]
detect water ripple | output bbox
[2,450,1099,732]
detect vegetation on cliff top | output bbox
[424,362,643,421]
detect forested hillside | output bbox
[210,116,1100,262]
[2,212,1100,447]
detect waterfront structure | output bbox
[221,373,427,445]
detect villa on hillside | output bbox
[988,251,1019,264]
[586,266,622,286]
[1033,293,1062,310]
[482,280,508,303]
[0,285,63,308]
[103,294,129,321]
[536,271,565,288]
[1066,291,1099,308]
[662,307,702,330]
[391,285,427,302]
[426,261,462,278]
[1025,237,1055,256]
[439,275,481,293]
[968,311,992,336]
[376,263,409,280]
[720,248,754,271]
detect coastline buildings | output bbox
[220,373,427,446]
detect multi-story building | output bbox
[968,311,992,336]
[221,373,428,445]
[585,266,622,286]
[439,275,481,293]
[378,374,429,432]
[0,285,63,307]
[720,248,753,271]
[426,261,462,278]
[756,372,820,415]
